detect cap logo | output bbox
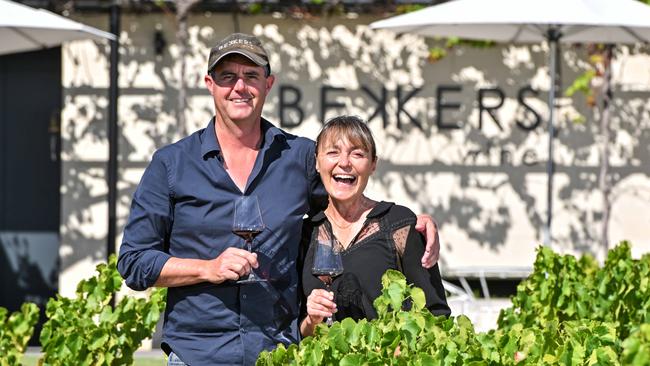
[218,39,257,51]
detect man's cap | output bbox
[207,33,270,74]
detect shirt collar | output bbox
[200,117,220,158]
[200,117,285,158]
[309,201,393,223]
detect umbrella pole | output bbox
[107,2,120,264]
[544,28,561,246]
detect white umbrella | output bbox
[371,0,650,245]
[0,0,115,55]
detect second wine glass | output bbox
[311,235,344,325]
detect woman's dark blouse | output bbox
[301,201,451,321]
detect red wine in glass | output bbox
[232,228,264,242]
[312,268,344,284]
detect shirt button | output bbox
[242,294,247,300]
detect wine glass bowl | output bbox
[232,195,266,284]
[311,236,344,325]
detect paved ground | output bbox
[24,347,166,365]
[26,347,164,356]
[448,298,513,332]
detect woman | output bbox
[300,116,450,337]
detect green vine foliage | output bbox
[480,319,621,364]
[0,302,39,366]
[39,254,166,366]
[498,241,650,340]
[428,37,495,63]
[622,323,650,364]
[259,242,650,365]
[565,69,597,98]
[258,270,488,365]
[396,4,426,14]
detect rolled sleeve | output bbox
[118,151,174,291]
[402,224,451,317]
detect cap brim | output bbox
[208,50,268,73]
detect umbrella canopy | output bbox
[0,0,115,56]
[370,0,650,43]
[371,0,650,245]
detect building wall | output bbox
[59,12,650,296]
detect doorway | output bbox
[0,47,61,343]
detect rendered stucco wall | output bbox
[59,13,650,296]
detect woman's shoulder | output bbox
[371,201,417,228]
[376,201,416,220]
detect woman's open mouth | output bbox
[333,174,357,185]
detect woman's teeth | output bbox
[333,174,356,184]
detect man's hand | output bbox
[205,247,259,284]
[415,214,440,268]
[154,248,259,287]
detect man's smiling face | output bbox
[206,54,274,125]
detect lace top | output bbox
[301,201,451,322]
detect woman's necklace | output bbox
[326,198,376,249]
[328,216,355,230]
[326,198,370,231]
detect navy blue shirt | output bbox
[118,118,325,365]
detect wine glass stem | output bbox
[246,239,256,279]
[325,283,334,326]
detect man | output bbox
[118,33,440,366]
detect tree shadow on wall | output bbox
[59,20,650,276]
[61,19,218,271]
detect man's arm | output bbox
[117,152,259,290]
[117,152,174,290]
[415,215,440,268]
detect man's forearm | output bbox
[154,257,211,287]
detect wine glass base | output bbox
[236,277,268,284]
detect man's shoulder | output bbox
[285,133,316,152]
[153,127,205,159]
[265,123,316,157]
[268,124,315,147]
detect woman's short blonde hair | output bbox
[315,115,377,161]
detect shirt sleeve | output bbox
[305,142,328,216]
[117,150,173,291]
[400,223,451,317]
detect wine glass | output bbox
[232,195,266,284]
[311,235,344,325]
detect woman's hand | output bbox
[300,289,337,337]
[307,289,337,323]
